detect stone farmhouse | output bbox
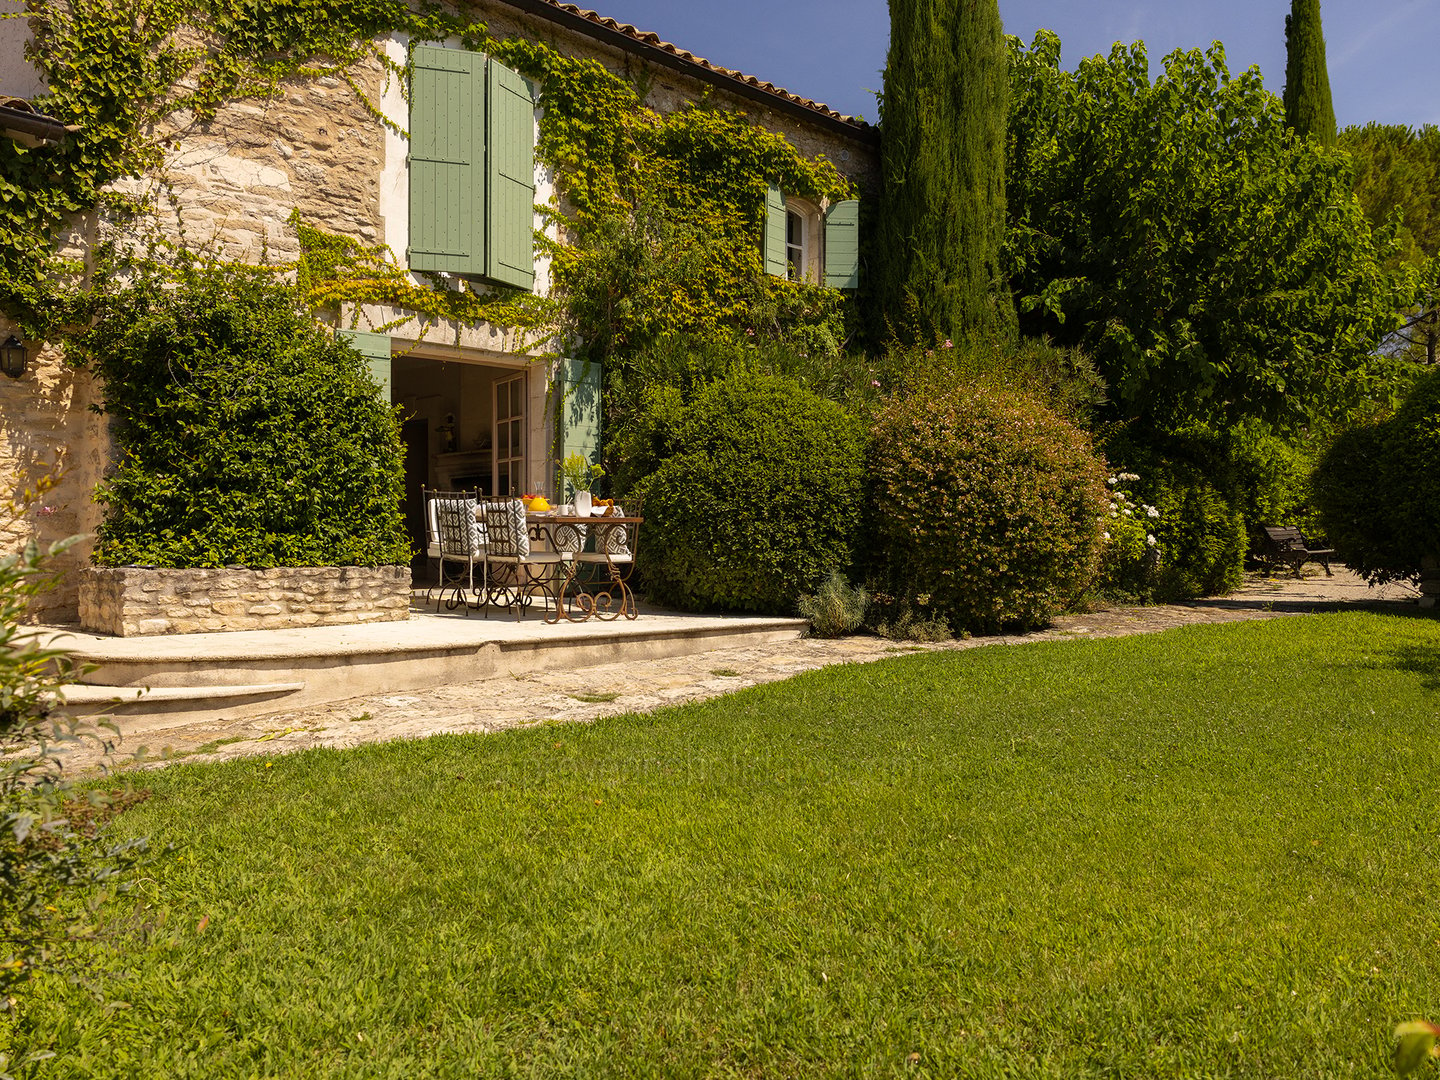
[0,0,880,622]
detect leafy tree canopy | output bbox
[1341,123,1440,365]
[1005,31,1406,434]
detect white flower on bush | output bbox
[1099,469,1163,595]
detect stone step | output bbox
[37,611,809,734]
[57,681,309,735]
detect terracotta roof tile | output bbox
[525,1,873,131]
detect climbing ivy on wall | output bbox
[2,0,858,360]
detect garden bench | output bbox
[1259,526,1335,578]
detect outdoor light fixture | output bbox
[1,335,26,379]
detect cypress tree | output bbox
[876,0,1013,345]
[1283,0,1337,146]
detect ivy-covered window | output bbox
[764,185,860,291]
[408,45,536,292]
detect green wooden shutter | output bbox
[339,330,392,401]
[486,59,537,291]
[555,358,602,493]
[764,184,787,278]
[408,46,485,275]
[824,200,860,290]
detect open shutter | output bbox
[339,330,392,401]
[824,200,860,290]
[764,184,787,278]
[555,358,602,492]
[486,59,537,291]
[408,46,485,276]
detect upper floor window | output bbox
[765,185,860,291]
[408,46,537,292]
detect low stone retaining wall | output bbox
[78,566,412,636]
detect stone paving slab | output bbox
[61,568,1425,775]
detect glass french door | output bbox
[493,372,527,497]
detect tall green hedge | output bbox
[634,373,866,614]
[72,267,408,569]
[1314,368,1440,583]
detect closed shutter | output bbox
[408,46,486,276]
[486,59,537,291]
[338,330,393,401]
[555,358,602,492]
[764,184,787,278]
[824,200,860,290]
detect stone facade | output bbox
[78,565,412,636]
[0,317,108,623]
[6,2,879,624]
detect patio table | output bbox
[526,512,643,623]
[468,504,642,623]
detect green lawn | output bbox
[17,612,1440,1077]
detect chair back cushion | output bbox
[436,496,483,556]
[485,498,530,557]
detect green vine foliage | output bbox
[5,0,860,364]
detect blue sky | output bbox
[586,0,1439,130]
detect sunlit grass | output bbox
[16,612,1440,1078]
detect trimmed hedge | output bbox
[635,373,866,613]
[871,382,1109,633]
[1314,368,1440,584]
[74,268,409,569]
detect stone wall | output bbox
[78,565,412,636]
[0,317,108,624]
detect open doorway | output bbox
[391,354,543,577]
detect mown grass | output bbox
[16,612,1440,1077]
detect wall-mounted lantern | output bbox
[1,335,27,379]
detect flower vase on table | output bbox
[574,490,592,517]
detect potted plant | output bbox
[561,453,605,516]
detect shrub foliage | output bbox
[1314,368,1440,583]
[0,489,154,1011]
[71,266,409,569]
[636,374,866,614]
[871,380,1108,632]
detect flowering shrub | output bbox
[1096,472,1161,599]
[871,380,1110,633]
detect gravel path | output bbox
[67,567,1424,774]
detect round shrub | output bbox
[74,266,408,569]
[635,373,866,613]
[871,383,1109,633]
[1314,368,1440,583]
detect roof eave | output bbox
[496,0,880,148]
[0,103,67,148]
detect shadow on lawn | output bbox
[1186,597,1429,616]
[1390,644,1440,691]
